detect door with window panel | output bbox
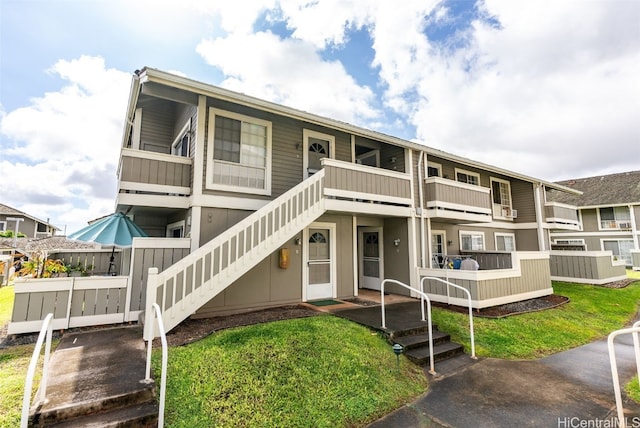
[306,228,334,300]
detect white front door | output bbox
[359,227,383,291]
[303,129,335,179]
[305,224,336,301]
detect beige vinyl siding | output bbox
[580,209,599,232]
[140,99,175,153]
[383,217,411,294]
[430,221,530,253]
[510,180,536,223]
[514,229,540,251]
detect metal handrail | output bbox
[421,276,476,359]
[608,320,640,428]
[380,279,436,374]
[145,303,168,427]
[20,313,53,428]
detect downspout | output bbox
[417,152,426,268]
[534,183,546,251]
[629,204,639,249]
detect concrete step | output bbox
[31,380,157,427]
[387,323,439,339]
[392,330,451,350]
[48,401,158,428]
[404,341,465,366]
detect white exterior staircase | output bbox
[145,170,326,336]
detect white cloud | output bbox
[196,31,380,125]
[0,55,130,233]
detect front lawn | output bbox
[432,281,640,359]
[154,315,427,428]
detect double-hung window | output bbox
[490,177,514,219]
[460,231,485,251]
[206,108,272,195]
[172,120,190,157]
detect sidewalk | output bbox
[369,329,640,427]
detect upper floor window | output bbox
[599,207,631,230]
[455,168,480,186]
[172,120,190,157]
[206,108,272,195]
[427,162,442,177]
[490,177,515,219]
[460,231,485,251]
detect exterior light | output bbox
[392,343,403,369]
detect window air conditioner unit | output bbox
[619,221,631,229]
[502,208,518,218]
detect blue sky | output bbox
[1,0,639,234]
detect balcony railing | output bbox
[423,177,492,222]
[322,158,412,215]
[544,202,580,229]
[118,148,192,195]
[600,219,633,230]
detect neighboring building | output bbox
[0,203,59,239]
[116,67,581,331]
[547,170,640,266]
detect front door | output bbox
[305,225,335,300]
[431,231,446,268]
[359,227,383,291]
[303,130,334,179]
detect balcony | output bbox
[423,177,492,223]
[117,148,192,209]
[321,158,413,217]
[544,202,580,230]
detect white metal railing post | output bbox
[381,279,435,374]
[144,303,167,427]
[608,321,640,428]
[144,267,159,343]
[21,313,54,428]
[421,276,476,359]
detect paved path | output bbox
[369,326,640,427]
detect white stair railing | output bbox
[380,279,436,375]
[608,320,640,428]
[20,313,53,428]
[144,301,167,428]
[146,170,326,335]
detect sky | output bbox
[1,0,639,235]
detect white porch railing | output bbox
[20,313,53,428]
[381,279,436,374]
[608,320,640,428]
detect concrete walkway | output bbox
[368,322,640,427]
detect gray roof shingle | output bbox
[548,170,640,207]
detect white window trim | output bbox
[205,107,272,196]
[490,177,514,220]
[171,120,191,157]
[459,230,485,251]
[166,220,186,238]
[597,206,632,231]
[426,161,442,178]
[495,232,516,252]
[303,129,335,179]
[454,168,481,186]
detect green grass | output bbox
[0,345,37,428]
[0,285,14,327]
[431,281,640,359]
[153,315,427,428]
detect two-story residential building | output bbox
[116,67,581,332]
[547,171,640,267]
[0,203,59,239]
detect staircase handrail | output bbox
[146,170,326,334]
[421,276,476,359]
[144,299,168,427]
[607,320,640,428]
[20,313,53,428]
[380,279,436,375]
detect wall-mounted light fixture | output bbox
[447,240,453,246]
[294,237,302,246]
[393,238,401,247]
